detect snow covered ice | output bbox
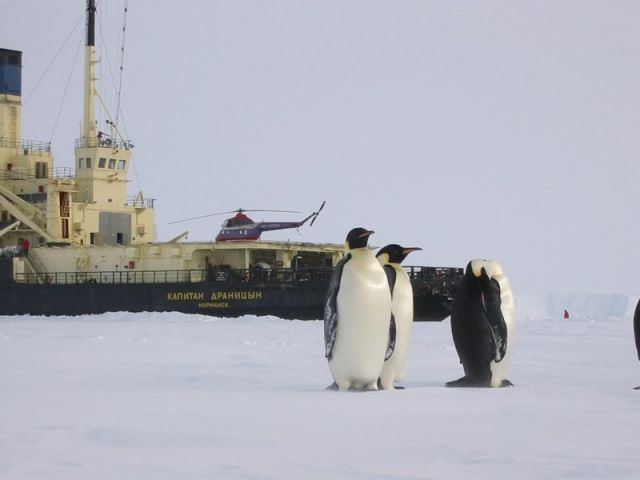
[1,307,640,479]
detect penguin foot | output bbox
[329,381,379,392]
[634,386,640,390]
[393,385,406,390]
[499,379,514,387]
[377,378,395,390]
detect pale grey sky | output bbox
[2,0,639,295]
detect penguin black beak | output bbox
[359,230,374,238]
[402,247,422,255]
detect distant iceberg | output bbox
[516,293,640,321]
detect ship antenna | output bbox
[115,0,129,127]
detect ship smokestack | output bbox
[0,49,22,142]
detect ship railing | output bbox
[14,266,333,286]
[0,166,73,181]
[0,138,52,154]
[13,265,462,289]
[15,269,207,285]
[209,266,334,284]
[126,196,156,209]
[52,167,75,179]
[403,265,463,280]
[75,137,133,150]
[404,265,464,296]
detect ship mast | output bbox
[83,0,97,146]
[72,0,156,245]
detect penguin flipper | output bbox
[324,254,350,359]
[481,277,508,362]
[383,264,397,293]
[382,264,397,361]
[384,313,396,361]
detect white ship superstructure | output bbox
[0,0,155,253]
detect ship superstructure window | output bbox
[35,162,47,179]
[108,159,116,169]
[118,160,126,170]
[86,158,92,168]
[99,158,106,168]
[79,158,85,169]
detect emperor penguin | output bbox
[446,259,515,388]
[376,244,422,390]
[324,227,392,391]
[634,298,640,389]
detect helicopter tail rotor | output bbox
[309,200,326,227]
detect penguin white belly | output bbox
[329,253,391,391]
[488,269,515,387]
[379,269,414,389]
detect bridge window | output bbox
[118,160,126,170]
[98,158,106,168]
[86,158,92,168]
[108,159,116,169]
[78,158,84,169]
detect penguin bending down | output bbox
[324,228,392,391]
[447,259,515,388]
[634,298,640,390]
[376,244,422,390]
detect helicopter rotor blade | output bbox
[167,208,302,225]
[167,212,231,225]
[245,209,301,214]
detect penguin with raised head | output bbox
[634,298,640,389]
[376,244,422,390]
[447,259,515,388]
[324,227,392,391]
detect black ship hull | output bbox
[0,259,462,321]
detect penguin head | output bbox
[465,259,491,288]
[465,259,504,306]
[468,259,504,281]
[345,227,374,250]
[376,244,422,264]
